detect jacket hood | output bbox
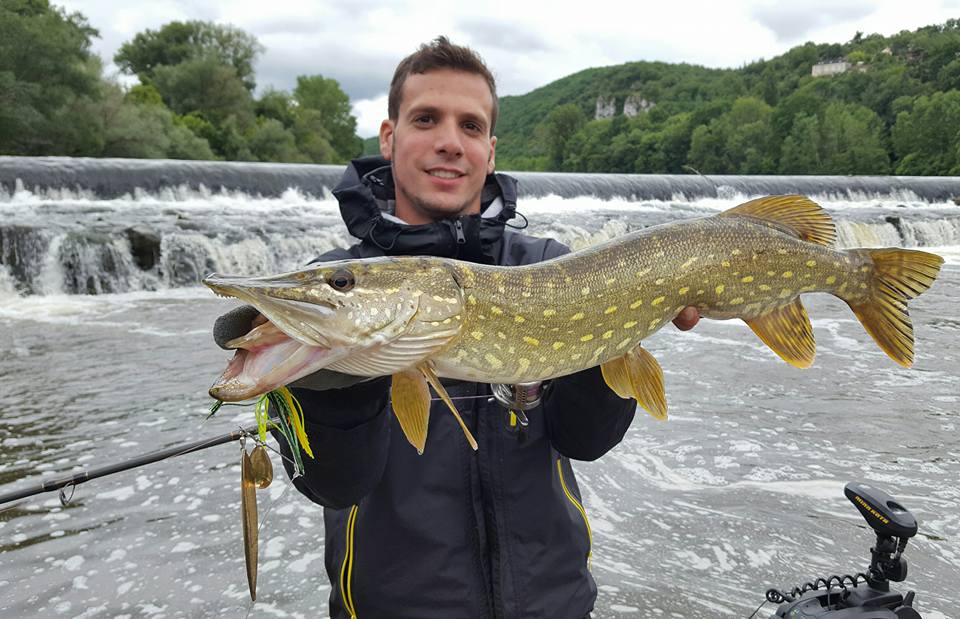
[331,155,520,263]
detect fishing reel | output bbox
[765,482,921,619]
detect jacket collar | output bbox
[332,156,519,263]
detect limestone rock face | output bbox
[623,95,655,117]
[595,95,616,119]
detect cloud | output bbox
[457,18,552,54]
[751,1,878,42]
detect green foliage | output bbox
[891,90,960,174]
[294,75,362,161]
[540,103,586,168]
[151,57,254,124]
[114,20,263,91]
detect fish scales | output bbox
[432,216,868,383]
[205,195,942,449]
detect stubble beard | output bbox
[392,140,484,221]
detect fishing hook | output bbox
[58,482,76,507]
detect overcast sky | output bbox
[60,0,960,137]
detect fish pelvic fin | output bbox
[601,345,667,420]
[719,195,836,246]
[744,298,816,368]
[419,363,479,451]
[390,369,431,454]
[848,248,943,368]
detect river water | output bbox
[0,166,958,618]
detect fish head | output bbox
[203,257,464,401]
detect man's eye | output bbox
[463,122,482,133]
[414,115,434,125]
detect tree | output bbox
[687,97,777,174]
[114,21,263,91]
[539,103,586,169]
[891,91,960,174]
[0,0,100,153]
[247,118,305,163]
[151,57,254,124]
[780,113,822,173]
[293,75,362,161]
[819,102,889,174]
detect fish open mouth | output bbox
[209,320,345,402]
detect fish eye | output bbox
[327,269,355,292]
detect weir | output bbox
[1,157,959,297]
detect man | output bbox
[216,37,698,618]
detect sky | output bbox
[60,0,960,138]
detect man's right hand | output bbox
[212,305,370,391]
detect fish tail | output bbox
[847,248,943,367]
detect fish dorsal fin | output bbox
[719,195,836,247]
[600,345,667,420]
[390,369,431,454]
[418,363,479,451]
[744,298,816,368]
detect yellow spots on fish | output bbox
[759,284,771,291]
[721,260,731,268]
[485,354,503,369]
[552,341,565,350]
[779,288,793,299]
[491,306,503,315]
[523,336,540,346]
[370,307,379,316]
[468,295,477,305]
[630,299,643,309]
[782,271,794,278]
[729,297,744,306]
[715,284,725,295]
[806,260,817,268]
[731,248,742,256]
[679,286,690,295]
[697,289,705,295]
[860,282,868,289]
[636,267,652,278]
[651,296,665,306]
[777,248,789,255]
[800,284,816,292]
[580,334,594,342]
[442,318,452,325]
[648,318,660,330]
[581,287,590,296]
[542,366,556,377]
[518,358,530,373]
[623,320,638,329]
[602,330,614,339]
[839,282,848,293]
[655,278,666,285]
[826,275,837,285]
[604,305,618,314]
[591,345,607,360]
[521,291,532,298]
[741,276,754,283]
[543,308,556,317]
[570,312,585,321]
[617,337,633,350]
[570,352,582,361]
[497,331,507,339]
[681,256,699,269]
[605,277,617,285]
[860,266,870,273]
[766,270,776,276]
[471,331,484,341]
[538,356,548,363]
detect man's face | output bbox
[380,68,497,225]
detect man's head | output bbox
[380,36,498,225]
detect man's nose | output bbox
[434,120,464,157]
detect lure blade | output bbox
[250,444,273,489]
[241,449,259,601]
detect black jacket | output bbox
[275,157,636,619]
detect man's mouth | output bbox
[427,168,464,179]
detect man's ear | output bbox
[380,119,395,160]
[487,135,497,174]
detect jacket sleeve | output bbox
[273,378,392,509]
[536,238,637,461]
[270,245,392,509]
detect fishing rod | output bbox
[0,423,260,507]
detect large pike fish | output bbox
[204,196,943,453]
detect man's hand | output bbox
[672,306,700,331]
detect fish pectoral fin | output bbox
[744,298,816,368]
[719,195,836,246]
[390,369,431,454]
[418,363,479,451]
[600,345,667,421]
[241,449,259,601]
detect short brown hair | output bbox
[388,36,498,135]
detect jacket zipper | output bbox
[339,504,360,618]
[454,219,466,245]
[556,458,593,569]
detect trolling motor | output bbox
[766,482,921,619]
